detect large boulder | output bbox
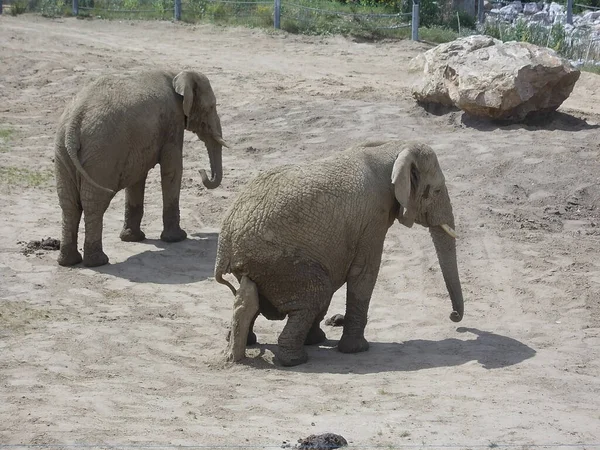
[409,35,581,121]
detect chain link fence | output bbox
[0,0,414,38]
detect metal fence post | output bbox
[72,0,78,15]
[411,0,419,41]
[175,0,181,20]
[566,0,573,24]
[478,0,484,24]
[0,0,3,15]
[274,0,281,29]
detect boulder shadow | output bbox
[417,101,461,117]
[91,231,218,284]
[244,327,536,374]
[460,110,600,132]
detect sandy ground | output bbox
[1,14,600,449]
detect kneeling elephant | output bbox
[215,141,464,366]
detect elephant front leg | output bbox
[120,176,147,242]
[58,206,83,267]
[226,276,260,362]
[338,262,380,354]
[159,152,187,243]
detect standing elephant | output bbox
[55,69,227,267]
[215,141,464,366]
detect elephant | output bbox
[215,141,464,366]
[54,69,227,267]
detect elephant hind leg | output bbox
[58,206,83,267]
[120,176,147,242]
[226,276,260,363]
[225,310,258,346]
[304,310,328,346]
[56,158,83,266]
[81,189,112,267]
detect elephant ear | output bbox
[173,71,195,119]
[391,147,419,228]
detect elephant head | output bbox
[391,143,464,323]
[173,71,228,189]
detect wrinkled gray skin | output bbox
[215,141,464,366]
[55,70,226,267]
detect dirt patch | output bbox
[19,237,60,256]
[296,433,348,449]
[0,14,599,449]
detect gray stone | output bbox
[409,35,581,122]
[530,11,550,23]
[523,2,540,15]
[581,11,600,23]
[499,3,520,19]
[510,1,524,13]
[548,1,563,19]
[553,12,566,24]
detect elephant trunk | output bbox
[200,137,223,189]
[429,225,464,323]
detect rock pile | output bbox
[485,1,600,66]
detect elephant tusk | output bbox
[213,135,230,148]
[440,224,458,239]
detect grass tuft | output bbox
[0,167,54,188]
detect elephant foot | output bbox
[160,227,187,243]
[120,228,146,242]
[277,347,308,367]
[338,334,369,354]
[57,248,83,267]
[304,326,326,346]
[83,250,109,267]
[226,329,257,346]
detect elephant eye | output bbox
[434,188,441,195]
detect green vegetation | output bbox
[0,167,54,188]
[582,64,600,75]
[9,0,28,15]
[573,0,600,13]
[482,18,600,63]
[25,0,473,42]
[0,127,14,153]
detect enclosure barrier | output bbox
[56,0,418,39]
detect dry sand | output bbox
[1,14,600,449]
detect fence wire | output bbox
[10,0,412,37]
[282,1,411,34]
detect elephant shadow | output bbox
[245,327,536,374]
[91,231,218,284]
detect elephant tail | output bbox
[214,250,237,296]
[64,115,115,195]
